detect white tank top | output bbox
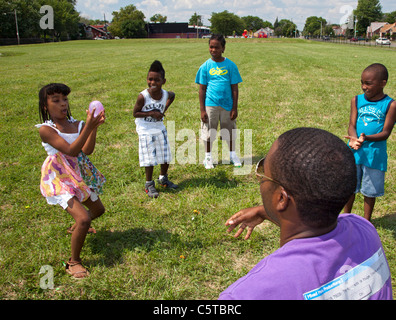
[35,119,83,156]
[135,88,168,135]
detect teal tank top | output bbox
[353,94,394,172]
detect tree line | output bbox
[304,0,396,38]
[0,0,80,40]
[1,0,395,40]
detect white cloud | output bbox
[141,0,163,7]
[98,0,119,4]
[76,0,396,29]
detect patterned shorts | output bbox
[138,129,172,167]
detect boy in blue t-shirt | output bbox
[344,63,396,221]
[195,34,243,169]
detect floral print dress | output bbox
[36,119,105,209]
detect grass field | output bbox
[0,38,394,300]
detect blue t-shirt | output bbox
[352,94,394,172]
[195,58,242,111]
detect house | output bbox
[146,23,210,38]
[380,22,396,39]
[366,22,387,38]
[330,24,353,37]
[253,27,274,38]
[332,25,346,36]
[86,24,110,39]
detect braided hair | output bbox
[38,83,72,122]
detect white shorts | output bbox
[138,129,172,167]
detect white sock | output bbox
[159,175,165,180]
[205,152,211,158]
[230,151,236,158]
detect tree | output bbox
[303,16,327,37]
[383,11,396,24]
[209,10,244,36]
[242,16,262,30]
[189,12,202,26]
[150,14,167,23]
[241,16,273,31]
[109,4,146,38]
[0,0,40,38]
[274,17,279,29]
[0,0,79,40]
[43,0,80,40]
[354,0,382,35]
[274,19,297,37]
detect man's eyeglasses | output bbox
[255,157,283,187]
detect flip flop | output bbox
[65,259,90,279]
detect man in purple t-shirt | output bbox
[220,127,392,300]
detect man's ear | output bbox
[275,188,290,212]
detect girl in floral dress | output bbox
[36,83,106,279]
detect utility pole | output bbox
[14,9,20,45]
[3,9,19,45]
[354,16,358,37]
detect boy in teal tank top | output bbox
[344,63,396,221]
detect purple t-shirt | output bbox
[219,214,392,300]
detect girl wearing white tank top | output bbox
[36,83,106,279]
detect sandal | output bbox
[65,259,90,279]
[67,225,96,234]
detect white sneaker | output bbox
[203,156,214,169]
[230,154,242,167]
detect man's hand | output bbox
[225,206,265,240]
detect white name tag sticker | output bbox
[304,248,390,300]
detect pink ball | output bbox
[89,101,104,117]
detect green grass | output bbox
[0,38,394,300]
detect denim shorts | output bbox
[355,165,385,197]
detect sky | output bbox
[76,0,396,30]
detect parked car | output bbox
[376,38,391,45]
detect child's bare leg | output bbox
[206,140,211,153]
[344,194,355,213]
[66,197,91,262]
[145,166,154,181]
[363,196,376,221]
[84,196,105,220]
[68,197,105,233]
[160,163,169,176]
